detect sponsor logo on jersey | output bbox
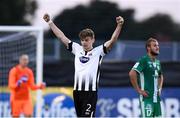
[79,56,90,63]
[148,62,153,68]
[88,53,92,56]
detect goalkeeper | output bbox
[8,54,45,117]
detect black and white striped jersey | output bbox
[68,42,107,91]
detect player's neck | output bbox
[19,64,26,69]
[84,47,93,52]
[148,53,156,61]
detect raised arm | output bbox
[43,13,71,47]
[104,16,124,51]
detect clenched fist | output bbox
[39,82,46,89]
[43,13,50,22]
[116,16,124,26]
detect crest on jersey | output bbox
[88,53,92,56]
[79,56,90,63]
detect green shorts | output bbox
[140,100,162,117]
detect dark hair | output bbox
[145,37,158,51]
[79,28,95,40]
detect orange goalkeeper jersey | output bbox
[8,65,39,101]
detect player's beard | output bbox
[150,50,159,56]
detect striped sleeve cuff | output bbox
[67,42,73,52]
[132,68,141,74]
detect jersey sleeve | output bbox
[28,69,40,90]
[96,44,108,56]
[8,68,18,89]
[132,58,145,73]
[159,62,163,76]
[67,41,81,55]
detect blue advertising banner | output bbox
[41,93,76,117]
[0,87,180,117]
[96,87,180,117]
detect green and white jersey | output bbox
[132,55,162,103]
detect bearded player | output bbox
[129,38,164,117]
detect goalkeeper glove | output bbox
[21,76,28,82]
[39,82,46,89]
[17,79,23,87]
[16,76,28,87]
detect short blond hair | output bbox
[79,28,95,40]
[145,37,158,51]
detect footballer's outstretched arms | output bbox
[104,16,124,51]
[129,70,149,97]
[43,13,71,47]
